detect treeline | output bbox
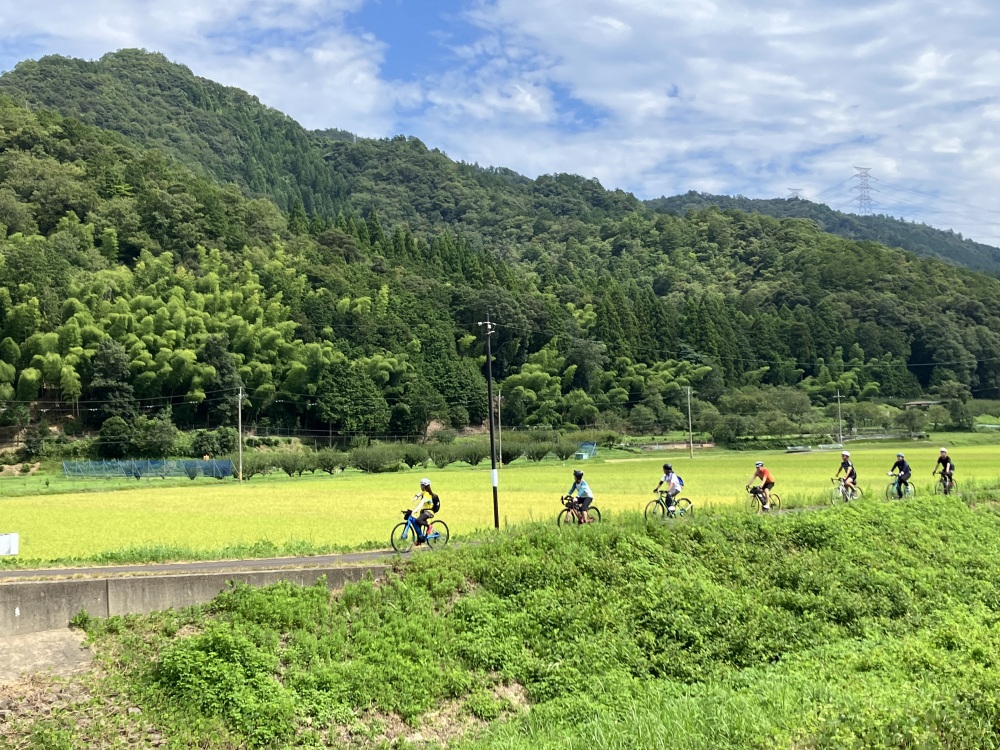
[650,191,1000,276]
[4,56,1000,448]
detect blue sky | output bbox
[2,0,1000,244]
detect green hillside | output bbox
[11,503,1000,748]
[650,191,1000,276]
[3,52,1000,447]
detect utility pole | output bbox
[478,314,500,529]
[835,389,844,445]
[237,386,244,483]
[496,393,503,470]
[687,387,695,459]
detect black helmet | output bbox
[663,463,672,472]
[573,469,584,479]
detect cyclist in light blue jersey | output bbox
[567,469,595,523]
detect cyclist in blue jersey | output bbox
[567,469,595,523]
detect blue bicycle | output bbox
[391,508,449,553]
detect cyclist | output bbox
[835,450,858,497]
[747,461,775,511]
[888,452,912,498]
[654,463,683,512]
[567,469,595,523]
[410,477,440,544]
[933,447,955,493]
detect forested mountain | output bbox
[3,51,1000,446]
[0,50,350,217]
[650,192,1000,276]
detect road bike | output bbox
[390,509,449,553]
[933,474,957,496]
[747,485,781,513]
[557,495,602,527]
[830,477,863,503]
[885,473,915,500]
[644,490,693,522]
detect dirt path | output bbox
[0,629,91,686]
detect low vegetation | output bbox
[9,499,1000,748]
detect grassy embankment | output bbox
[10,499,1000,748]
[2,440,1000,565]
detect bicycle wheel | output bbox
[748,494,762,513]
[829,487,843,504]
[904,483,915,499]
[885,483,898,500]
[557,508,576,527]
[425,520,449,550]
[947,479,958,496]
[585,506,602,523]
[644,499,666,522]
[768,494,781,512]
[390,522,415,553]
[672,498,694,519]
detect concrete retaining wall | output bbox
[0,565,388,636]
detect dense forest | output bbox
[650,192,1000,276]
[2,51,1000,450]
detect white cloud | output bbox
[0,0,406,134]
[2,0,1000,242]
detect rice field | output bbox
[2,441,998,563]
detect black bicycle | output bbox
[933,473,957,496]
[747,485,781,513]
[557,495,602,527]
[645,490,693,522]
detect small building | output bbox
[903,400,941,410]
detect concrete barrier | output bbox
[0,565,389,637]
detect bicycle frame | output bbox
[399,510,439,542]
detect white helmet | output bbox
[755,461,764,468]
[940,447,948,453]
[842,451,850,457]
[420,477,431,487]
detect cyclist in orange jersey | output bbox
[747,461,776,510]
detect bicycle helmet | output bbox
[573,469,584,479]
[663,463,673,472]
[940,447,948,453]
[420,477,432,488]
[755,461,764,468]
[897,452,904,458]
[842,451,850,457]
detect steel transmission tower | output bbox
[851,167,878,215]
[786,188,804,200]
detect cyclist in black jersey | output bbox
[835,450,858,495]
[933,448,955,493]
[888,452,911,499]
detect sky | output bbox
[2,0,1000,244]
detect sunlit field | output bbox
[2,441,998,563]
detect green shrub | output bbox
[524,441,554,462]
[429,444,457,469]
[350,444,403,473]
[553,439,579,461]
[459,440,490,466]
[499,439,525,465]
[402,443,429,468]
[430,426,457,444]
[216,427,239,455]
[192,430,220,458]
[316,450,349,475]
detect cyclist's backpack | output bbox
[676,475,684,487]
[431,493,441,513]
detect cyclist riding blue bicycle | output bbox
[567,469,595,523]
[410,478,440,544]
[654,463,683,513]
[835,450,858,494]
[888,453,911,499]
